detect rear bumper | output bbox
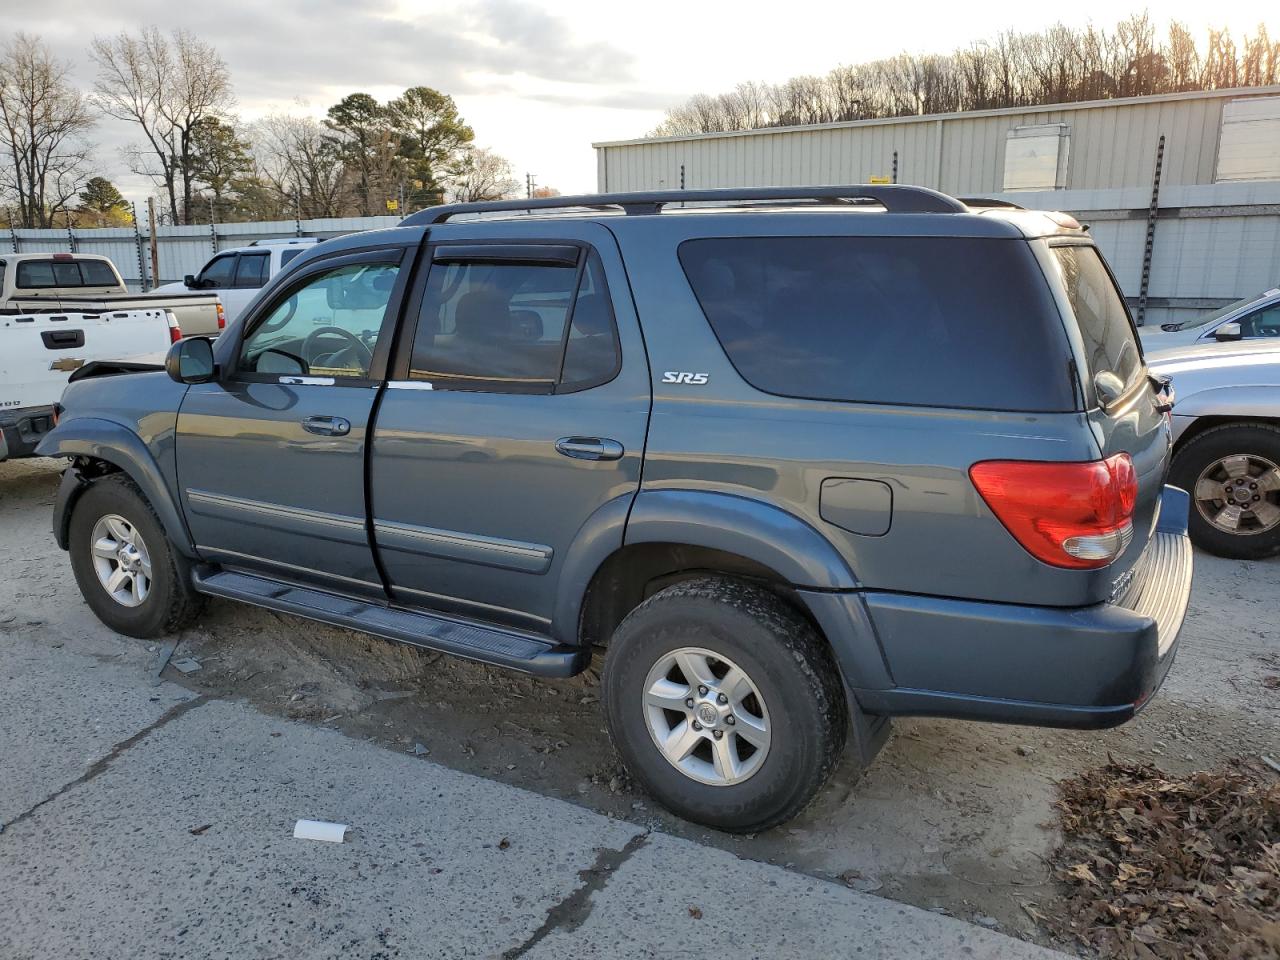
[826,486,1193,729]
[0,405,55,462]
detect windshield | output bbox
[1165,290,1278,331]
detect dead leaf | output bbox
[687,906,703,920]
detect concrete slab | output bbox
[0,698,641,960]
[0,632,193,823]
[521,831,1066,960]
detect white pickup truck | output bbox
[0,252,225,335]
[154,237,319,325]
[0,308,175,461]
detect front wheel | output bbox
[68,474,203,638]
[1171,423,1280,560]
[602,578,848,833]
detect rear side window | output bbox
[1049,245,1141,392]
[679,237,1075,412]
[410,249,619,393]
[235,253,269,288]
[280,248,306,267]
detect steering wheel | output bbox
[301,326,373,371]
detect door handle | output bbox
[555,437,624,461]
[302,416,351,437]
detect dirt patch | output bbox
[1045,758,1280,959]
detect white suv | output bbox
[156,238,320,326]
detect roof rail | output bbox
[402,185,967,225]
[957,197,1025,210]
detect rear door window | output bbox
[409,249,619,393]
[679,236,1075,412]
[1049,245,1142,391]
[234,253,269,288]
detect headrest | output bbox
[454,288,510,341]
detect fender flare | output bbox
[37,418,195,556]
[553,487,860,638]
[623,489,859,589]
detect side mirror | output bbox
[1093,370,1126,409]
[1214,322,1243,342]
[183,274,198,289]
[165,337,216,384]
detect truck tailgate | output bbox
[0,310,172,410]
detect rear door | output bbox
[368,227,650,635]
[1040,241,1171,571]
[175,246,410,596]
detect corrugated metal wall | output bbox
[2,216,402,291]
[595,87,1280,325]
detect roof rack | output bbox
[956,197,1025,209]
[402,185,968,226]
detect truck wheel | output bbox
[602,577,848,833]
[1171,423,1280,560]
[68,475,203,638]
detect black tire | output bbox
[601,577,848,833]
[68,474,203,638]
[1170,423,1280,560]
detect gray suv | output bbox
[39,186,1193,832]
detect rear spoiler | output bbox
[67,360,164,384]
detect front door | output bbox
[369,236,651,634]
[176,247,409,596]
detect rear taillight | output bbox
[969,453,1137,569]
[216,302,226,330]
[167,311,182,344]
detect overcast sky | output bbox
[6,0,1278,206]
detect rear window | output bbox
[15,258,117,288]
[679,236,1075,412]
[1050,245,1142,390]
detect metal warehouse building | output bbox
[594,86,1280,327]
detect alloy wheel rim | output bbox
[1193,454,1280,535]
[642,647,770,787]
[90,514,153,608]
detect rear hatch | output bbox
[1039,241,1172,592]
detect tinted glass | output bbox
[560,253,620,388]
[1050,246,1141,390]
[0,261,5,289]
[199,255,236,287]
[80,260,118,285]
[411,259,578,389]
[1240,305,1280,338]
[679,237,1075,412]
[16,260,57,288]
[235,253,269,288]
[239,261,399,379]
[280,248,306,267]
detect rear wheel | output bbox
[602,578,848,833]
[1171,423,1280,560]
[68,475,203,637]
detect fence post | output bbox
[131,202,147,291]
[147,198,160,291]
[1136,134,1166,328]
[66,219,77,253]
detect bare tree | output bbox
[251,113,348,218]
[447,147,518,202]
[90,28,233,224]
[649,16,1280,138]
[0,34,94,228]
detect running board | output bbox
[191,568,587,678]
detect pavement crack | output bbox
[502,830,650,959]
[2,695,209,834]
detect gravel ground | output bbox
[3,455,1277,950]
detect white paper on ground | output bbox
[293,819,348,843]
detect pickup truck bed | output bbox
[4,290,224,337]
[0,309,173,460]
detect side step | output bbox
[191,568,588,678]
